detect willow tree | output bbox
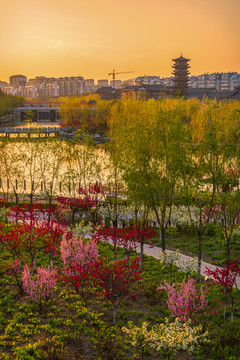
[0,95,23,117]
[109,98,190,251]
[58,95,111,134]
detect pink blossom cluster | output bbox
[60,233,98,269]
[158,277,208,322]
[22,264,58,305]
[60,234,98,307]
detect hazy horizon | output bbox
[1,0,240,82]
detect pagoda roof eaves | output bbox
[172,56,191,62]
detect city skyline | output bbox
[1,0,240,82]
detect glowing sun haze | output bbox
[1,0,240,82]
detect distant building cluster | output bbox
[83,78,135,92]
[189,72,240,91]
[0,67,240,100]
[0,75,135,98]
[134,72,240,92]
[1,75,84,98]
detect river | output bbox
[0,118,112,201]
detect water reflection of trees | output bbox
[0,139,108,205]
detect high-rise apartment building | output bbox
[9,75,27,88]
[24,86,38,98]
[0,81,8,90]
[110,79,122,88]
[84,79,95,92]
[97,79,109,87]
[58,77,84,97]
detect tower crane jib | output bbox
[108,69,134,87]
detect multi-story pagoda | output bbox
[172,54,191,96]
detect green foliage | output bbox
[57,95,112,134]
[0,96,22,117]
[91,324,125,360]
[1,98,240,358]
[36,337,64,360]
[201,320,240,359]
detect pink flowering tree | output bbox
[158,277,208,322]
[60,232,98,320]
[22,263,58,313]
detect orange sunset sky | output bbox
[1,0,240,82]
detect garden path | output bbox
[135,243,240,289]
[7,209,240,289]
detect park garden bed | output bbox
[0,203,240,360]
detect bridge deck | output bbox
[0,127,60,138]
[0,127,110,142]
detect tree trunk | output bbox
[14,189,18,204]
[71,208,76,225]
[82,294,91,321]
[196,232,202,282]
[226,237,231,264]
[113,305,117,325]
[160,228,166,252]
[48,196,52,226]
[140,239,144,258]
[30,192,33,208]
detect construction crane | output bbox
[108,70,134,88]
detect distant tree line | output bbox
[0,91,24,117]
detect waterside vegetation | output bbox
[0,97,240,359]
